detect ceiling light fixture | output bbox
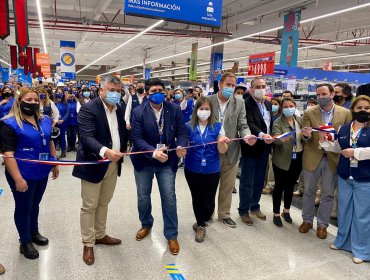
[78,20,164,74]
[36,0,47,54]
[300,35,370,50]
[298,52,370,63]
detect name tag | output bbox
[292,152,297,160]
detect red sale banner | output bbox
[248,52,275,76]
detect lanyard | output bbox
[292,120,297,151]
[197,124,209,146]
[151,107,165,143]
[350,122,365,148]
[29,120,47,146]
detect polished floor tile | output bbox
[0,154,369,279]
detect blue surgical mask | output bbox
[105,91,121,105]
[282,107,296,117]
[148,92,166,105]
[39,93,46,100]
[83,92,91,98]
[222,87,234,99]
[174,93,182,100]
[272,105,279,113]
[56,93,63,99]
[72,91,78,95]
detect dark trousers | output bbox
[238,147,270,216]
[53,123,67,151]
[272,153,302,214]
[66,124,78,148]
[6,172,48,243]
[185,170,220,227]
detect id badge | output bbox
[201,159,207,167]
[350,158,358,168]
[39,153,49,160]
[291,152,297,160]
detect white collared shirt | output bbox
[149,102,163,125]
[99,98,121,158]
[217,93,230,123]
[125,94,146,124]
[252,96,271,136]
[320,104,335,125]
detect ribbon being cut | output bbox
[0,131,299,166]
[312,125,337,141]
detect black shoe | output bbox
[192,222,198,232]
[281,212,293,224]
[60,151,66,158]
[72,147,77,152]
[219,218,237,228]
[20,242,39,259]
[273,216,283,227]
[32,232,49,246]
[66,147,72,152]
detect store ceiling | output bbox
[1,0,370,79]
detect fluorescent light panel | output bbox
[78,20,164,74]
[36,0,47,54]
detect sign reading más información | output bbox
[124,0,223,27]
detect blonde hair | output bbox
[3,87,42,128]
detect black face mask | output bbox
[20,101,39,116]
[137,88,144,94]
[3,92,12,98]
[333,95,343,103]
[352,110,370,123]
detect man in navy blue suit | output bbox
[130,78,187,255]
[72,75,128,265]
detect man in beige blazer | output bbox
[208,72,256,227]
[299,83,352,239]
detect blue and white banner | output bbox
[60,41,76,80]
[124,0,223,27]
[280,11,301,67]
[145,67,151,79]
[209,52,223,85]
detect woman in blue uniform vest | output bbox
[66,91,78,152]
[0,87,59,260]
[53,88,69,158]
[0,86,15,119]
[321,95,370,264]
[184,96,229,243]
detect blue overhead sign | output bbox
[124,0,223,27]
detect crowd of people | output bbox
[0,73,370,274]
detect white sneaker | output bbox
[330,244,338,250]
[352,257,363,264]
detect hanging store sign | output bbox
[248,52,275,76]
[124,0,223,28]
[280,11,301,67]
[60,41,76,80]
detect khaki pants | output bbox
[218,154,238,219]
[80,163,118,247]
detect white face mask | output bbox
[235,94,243,100]
[253,89,266,100]
[197,109,211,121]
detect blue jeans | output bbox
[134,165,178,240]
[238,147,270,216]
[6,172,48,243]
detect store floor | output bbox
[0,155,369,280]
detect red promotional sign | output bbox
[248,52,275,76]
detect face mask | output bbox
[272,105,279,113]
[333,95,343,103]
[197,109,211,121]
[56,93,63,99]
[137,88,144,95]
[317,96,332,108]
[20,101,39,116]
[222,87,234,99]
[105,91,121,105]
[174,93,182,100]
[83,92,91,98]
[39,93,46,100]
[52,89,56,94]
[253,89,266,100]
[72,91,78,95]
[148,92,166,105]
[235,94,243,100]
[352,111,370,123]
[3,92,12,98]
[282,107,296,117]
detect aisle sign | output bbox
[248,52,275,76]
[60,41,76,80]
[124,0,223,27]
[35,53,50,66]
[145,67,151,79]
[209,52,223,84]
[280,11,301,67]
